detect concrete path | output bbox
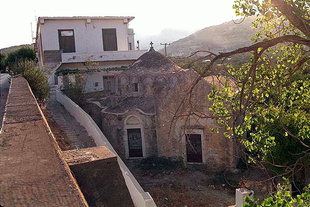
[46,86,96,150]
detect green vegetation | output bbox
[0,53,6,72]
[177,0,309,205]
[5,47,37,68]
[62,74,86,106]
[14,60,49,102]
[244,183,310,207]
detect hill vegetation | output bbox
[164,16,257,56]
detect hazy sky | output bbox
[0,0,236,49]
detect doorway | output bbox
[127,128,143,157]
[186,134,203,163]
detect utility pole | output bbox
[160,43,170,56]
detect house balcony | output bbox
[61,50,147,63]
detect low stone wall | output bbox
[55,89,156,207]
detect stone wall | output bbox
[101,110,158,159]
[63,146,134,207]
[155,70,238,171]
[43,50,61,64]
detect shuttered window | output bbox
[102,29,118,51]
[58,29,76,53]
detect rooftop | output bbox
[38,16,135,22]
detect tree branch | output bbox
[271,0,310,37]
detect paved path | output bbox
[0,73,10,128]
[46,87,96,150]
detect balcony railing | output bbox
[61,50,147,63]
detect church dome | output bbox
[126,47,181,74]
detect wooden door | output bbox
[102,29,118,51]
[58,30,76,53]
[186,134,203,163]
[127,128,143,157]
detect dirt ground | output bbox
[129,164,236,207]
[127,159,275,207]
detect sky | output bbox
[0,0,236,49]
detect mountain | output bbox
[135,29,192,50]
[163,16,257,57]
[0,44,34,55]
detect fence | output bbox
[55,89,156,207]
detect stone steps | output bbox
[46,90,96,150]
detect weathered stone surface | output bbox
[63,146,135,207]
[0,77,88,207]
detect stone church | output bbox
[82,47,238,171]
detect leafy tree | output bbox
[0,53,6,72]
[178,0,309,192]
[243,183,310,207]
[6,47,37,68]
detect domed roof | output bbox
[126,48,181,74]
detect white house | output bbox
[36,16,147,92]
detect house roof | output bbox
[38,16,135,22]
[124,48,181,75]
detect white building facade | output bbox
[36,16,147,93]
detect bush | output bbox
[13,60,50,102]
[0,53,6,72]
[10,59,36,75]
[6,47,37,68]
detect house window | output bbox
[58,29,76,53]
[133,83,139,92]
[102,29,118,51]
[129,42,132,50]
[94,82,99,87]
[103,76,116,94]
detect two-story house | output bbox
[36,16,147,92]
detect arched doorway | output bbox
[124,116,145,158]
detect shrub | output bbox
[6,47,37,68]
[0,53,6,72]
[13,60,50,102]
[10,59,36,75]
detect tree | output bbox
[6,47,37,69]
[0,53,6,72]
[178,0,309,192]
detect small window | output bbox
[133,83,139,92]
[129,42,132,50]
[94,82,99,87]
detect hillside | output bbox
[0,44,34,55]
[164,16,257,57]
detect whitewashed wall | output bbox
[40,19,130,53]
[55,90,157,207]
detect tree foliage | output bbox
[243,183,310,207]
[13,60,49,102]
[178,0,309,192]
[6,47,37,68]
[0,53,6,72]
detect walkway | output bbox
[0,77,88,207]
[46,87,95,150]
